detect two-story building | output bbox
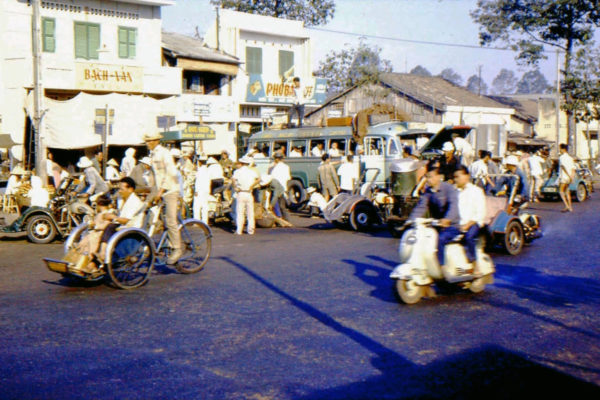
[0,0,179,167]
[203,8,327,140]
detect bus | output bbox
[246,121,410,209]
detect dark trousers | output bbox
[288,104,305,127]
[464,224,481,263]
[437,226,461,266]
[100,223,120,244]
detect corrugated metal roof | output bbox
[161,31,240,65]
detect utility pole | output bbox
[555,49,561,156]
[31,0,46,182]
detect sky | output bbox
[161,0,559,89]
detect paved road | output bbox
[1,193,599,399]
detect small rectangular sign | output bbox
[76,63,143,92]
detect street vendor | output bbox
[5,166,26,195]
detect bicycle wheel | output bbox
[175,219,212,274]
[106,230,155,289]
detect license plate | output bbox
[545,187,557,193]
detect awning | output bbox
[177,58,239,76]
[508,134,553,147]
[0,133,16,148]
[161,125,216,141]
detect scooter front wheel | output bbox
[396,279,425,304]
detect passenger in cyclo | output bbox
[407,160,460,269]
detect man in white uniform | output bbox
[338,155,359,193]
[558,143,575,212]
[528,150,545,202]
[232,156,260,235]
[193,156,211,224]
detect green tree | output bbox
[516,69,551,94]
[211,0,335,26]
[315,39,393,95]
[437,68,463,86]
[491,68,517,95]
[466,74,488,95]
[471,0,600,151]
[409,65,432,76]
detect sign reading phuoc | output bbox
[76,63,143,92]
[246,75,327,105]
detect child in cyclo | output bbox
[74,195,114,273]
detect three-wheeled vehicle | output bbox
[0,175,94,243]
[540,160,594,202]
[43,201,211,289]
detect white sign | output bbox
[180,94,239,122]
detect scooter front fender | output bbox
[390,263,433,286]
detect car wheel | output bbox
[575,183,587,202]
[26,215,57,244]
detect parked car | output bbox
[540,160,593,202]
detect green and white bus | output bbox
[246,121,410,208]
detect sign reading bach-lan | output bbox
[76,63,143,92]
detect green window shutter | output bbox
[118,27,136,58]
[88,24,100,59]
[128,28,136,58]
[118,27,128,58]
[74,22,88,59]
[42,18,55,53]
[246,47,262,74]
[279,50,294,78]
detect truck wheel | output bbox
[287,180,306,211]
[575,183,587,202]
[350,204,373,231]
[503,220,524,255]
[26,215,57,244]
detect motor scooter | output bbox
[390,218,495,304]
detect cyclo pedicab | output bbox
[43,196,212,289]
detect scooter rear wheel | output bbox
[468,277,486,293]
[396,279,425,304]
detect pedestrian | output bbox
[338,155,359,194]
[75,156,109,200]
[268,152,291,217]
[193,155,210,224]
[528,150,545,202]
[288,77,306,127]
[318,153,340,201]
[558,143,575,212]
[143,132,182,264]
[219,150,234,179]
[105,159,121,181]
[207,157,225,193]
[121,147,137,177]
[232,156,260,235]
[44,151,62,188]
[452,133,474,166]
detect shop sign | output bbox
[75,62,143,92]
[247,75,327,105]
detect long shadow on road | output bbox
[218,256,600,399]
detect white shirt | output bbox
[208,163,224,180]
[117,192,144,228]
[292,83,306,105]
[559,152,576,181]
[121,156,136,177]
[28,177,49,208]
[194,165,211,196]
[338,162,359,191]
[150,145,179,195]
[312,146,324,157]
[105,165,120,181]
[469,159,488,182]
[328,148,341,157]
[457,183,486,227]
[289,150,302,157]
[453,137,473,156]
[6,175,22,195]
[269,162,291,189]
[233,166,258,191]
[528,154,544,177]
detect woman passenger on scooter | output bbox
[408,160,460,269]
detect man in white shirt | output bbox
[144,132,182,264]
[470,150,494,193]
[289,146,303,157]
[268,153,291,217]
[452,133,475,166]
[528,150,545,202]
[288,77,306,127]
[454,166,486,275]
[328,142,342,157]
[193,156,211,224]
[338,155,359,193]
[558,143,575,212]
[311,142,324,157]
[232,156,260,235]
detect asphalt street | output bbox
[0,192,599,399]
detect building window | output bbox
[42,18,55,53]
[118,27,136,59]
[246,47,262,74]
[74,22,100,60]
[278,50,294,79]
[241,105,261,118]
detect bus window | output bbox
[274,141,287,156]
[365,137,383,155]
[388,138,400,156]
[328,139,346,157]
[309,139,325,157]
[255,141,270,158]
[290,140,306,157]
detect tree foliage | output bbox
[562,44,600,123]
[315,39,393,95]
[471,0,600,148]
[515,69,551,94]
[437,68,463,86]
[211,0,335,26]
[466,74,488,95]
[491,68,518,95]
[409,65,432,77]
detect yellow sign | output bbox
[75,63,143,92]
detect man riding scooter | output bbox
[407,160,460,269]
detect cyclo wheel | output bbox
[106,229,155,289]
[175,219,212,274]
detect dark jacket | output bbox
[409,181,460,225]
